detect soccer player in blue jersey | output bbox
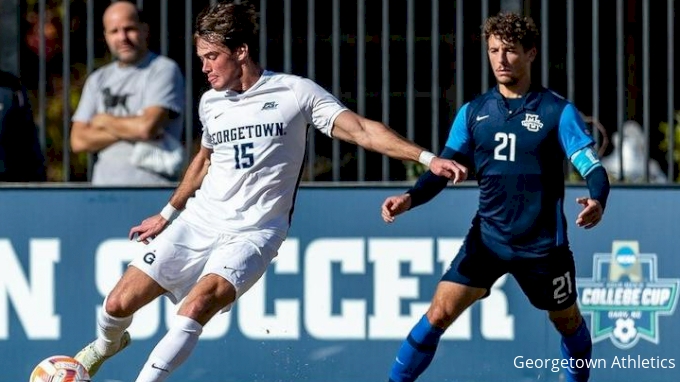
[381,12,609,382]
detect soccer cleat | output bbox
[74,331,131,377]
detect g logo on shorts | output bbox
[143,252,156,265]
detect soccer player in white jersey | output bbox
[73,1,468,381]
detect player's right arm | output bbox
[129,145,212,243]
[382,103,473,223]
[130,95,211,244]
[167,145,211,211]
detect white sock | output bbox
[95,305,133,356]
[134,315,203,382]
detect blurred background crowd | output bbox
[0,0,677,184]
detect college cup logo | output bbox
[576,241,680,349]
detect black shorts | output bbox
[441,221,577,311]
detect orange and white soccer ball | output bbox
[29,355,91,382]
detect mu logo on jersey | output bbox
[576,241,680,349]
[521,113,543,132]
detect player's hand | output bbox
[382,194,412,223]
[575,197,603,229]
[429,157,468,184]
[129,214,170,244]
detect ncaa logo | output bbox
[615,249,636,268]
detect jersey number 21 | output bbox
[494,132,516,162]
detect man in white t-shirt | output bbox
[70,0,185,185]
[73,1,468,381]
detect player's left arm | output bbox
[294,77,465,180]
[558,103,611,228]
[331,110,467,182]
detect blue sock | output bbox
[388,315,445,382]
[560,319,592,382]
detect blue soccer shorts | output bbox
[441,220,577,311]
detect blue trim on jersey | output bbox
[287,125,310,225]
[557,104,595,158]
[444,103,471,154]
[570,146,602,178]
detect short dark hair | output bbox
[482,12,539,51]
[194,0,259,60]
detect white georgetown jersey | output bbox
[180,71,348,237]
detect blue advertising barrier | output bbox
[0,186,678,382]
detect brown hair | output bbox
[482,12,539,50]
[194,0,259,59]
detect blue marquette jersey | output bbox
[445,86,594,256]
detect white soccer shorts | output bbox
[129,217,283,312]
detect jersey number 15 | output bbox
[234,143,255,169]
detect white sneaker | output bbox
[74,331,131,377]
